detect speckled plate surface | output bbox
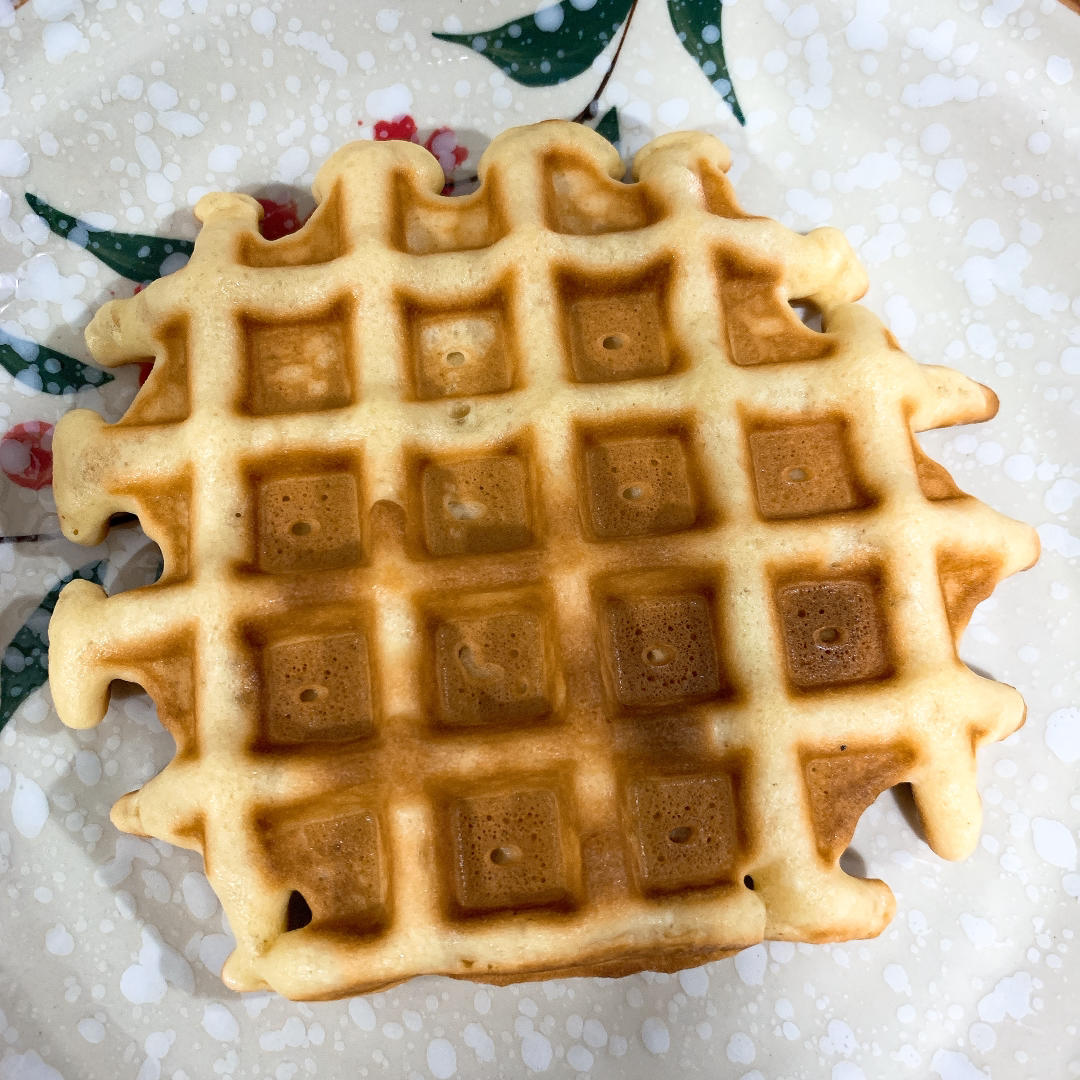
[1,1,1079,1077]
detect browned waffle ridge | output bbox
[48,121,1039,1000]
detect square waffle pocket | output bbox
[48,121,1039,1000]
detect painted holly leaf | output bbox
[0,330,113,395]
[434,0,634,87]
[594,105,621,148]
[0,560,107,732]
[24,193,193,283]
[667,0,745,125]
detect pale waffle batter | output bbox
[47,121,1039,1000]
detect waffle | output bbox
[48,121,1039,1000]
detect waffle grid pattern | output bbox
[48,123,1039,999]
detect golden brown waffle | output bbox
[48,121,1039,1000]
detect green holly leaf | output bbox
[24,193,193,283]
[434,0,634,88]
[667,0,745,125]
[0,560,107,732]
[593,105,621,148]
[0,330,113,395]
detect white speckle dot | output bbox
[208,144,243,173]
[181,872,219,919]
[1027,131,1050,155]
[735,944,766,985]
[275,147,310,184]
[78,1018,105,1044]
[43,21,89,63]
[960,913,996,947]
[726,1031,755,1064]
[977,971,1033,1024]
[883,963,910,993]
[45,923,74,956]
[12,774,49,838]
[520,1030,552,1071]
[784,4,818,37]
[426,1038,456,1079]
[642,1017,670,1055]
[0,139,30,178]
[678,967,709,997]
[1046,707,1080,764]
[1046,478,1080,515]
[920,123,951,154]
[934,158,968,192]
[348,997,376,1031]
[1032,817,1076,870]
[365,82,412,119]
[375,8,401,32]
[147,80,179,110]
[821,1018,857,1056]
[202,1003,239,1042]
[74,750,102,786]
[567,1045,593,1072]
[1046,55,1073,85]
[250,5,275,34]
[833,1065,867,1080]
[657,97,690,127]
[116,74,144,100]
[534,4,564,32]
[582,1019,607,1048]
[463,1022,494,1062]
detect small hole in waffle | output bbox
[448,402,471,421]
[285,891,313,932]
[581,421,703,540]
[789,300,824,332]
[605,590,727,709]
[431,604,551,728]
[447,789,570,915]
[260,808,388,936]
[561,265,675,383]
[251,460,364,574]
[631,774,738,894]
[777,576,891,690]
[405,292,515,400]
[255,625,375,746]
[418,449,534,556]
[748,419,865,520]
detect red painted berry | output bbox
[256,197,307,241]
[373,114,418,143]
[425,127,468,176]
[1,421,54,490]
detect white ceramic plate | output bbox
[2,1,1079,1076]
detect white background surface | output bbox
[1,0,1078,1076]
